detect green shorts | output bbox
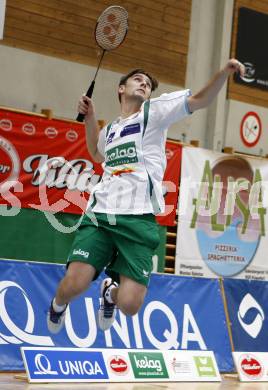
[67,213,160,286]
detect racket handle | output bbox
[76,81,96,122]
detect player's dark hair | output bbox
[118,69,158,102]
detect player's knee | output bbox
[62,274,88,296]
[118,295,144,316]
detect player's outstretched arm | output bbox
[187,59,245,113]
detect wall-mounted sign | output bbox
[234,7,268,90]
[240,111,262,147]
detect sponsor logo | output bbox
[238,294,264,338]
[108,355,129,375]
[44,127,58,139]
[73,249,89,258]
[0,119,12,131]
[66,130,78,142]
[0,136,20,192]
[0,281,53,345]
[111,167,135,176]
[240,62,256,83]
[34,354,58,375]
[171,358,191,374]
[194,356,216,377]
[106,142,138,167]
[23,154,101,192]
[129,352,168,379]
[27,350,108,379]
[142,270,149,278]
[106,131,115,145]
[22,123,36,135]
[58,360,105,377]
[240,355,263,379]
[120,123,141,137]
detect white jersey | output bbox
[88,89,191,215]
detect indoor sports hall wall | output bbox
[4,0,191,87]
[3,1,268,151]
[0,45,190,141]
[0,0,236,148]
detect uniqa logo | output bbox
[0,281,53,345]
[34,354,58,375]
[237,293,265,338]
[58,360,104,376]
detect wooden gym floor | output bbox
[0,372,267,390]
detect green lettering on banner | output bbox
[128,352,169,379]
[194,356,217,377]
[106,142,138,167]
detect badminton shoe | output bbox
[98,278,118,331]
[47,300,67,334]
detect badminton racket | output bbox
[76,5,128,122]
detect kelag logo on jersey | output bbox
[106,142,138,167]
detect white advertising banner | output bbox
[175,147,268,280]
[21,347,221,383]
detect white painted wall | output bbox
[185,0,234,149]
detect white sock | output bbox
[52,298,66,313]
[105,285,117,304]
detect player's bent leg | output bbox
[56,262,96,303]
[116,275,147,316]
[47,262,96,334]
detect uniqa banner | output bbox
[0,259,233,372]
[224,278,268,352]
[175,147,268,280]
[0,109,181,226]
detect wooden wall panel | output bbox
[228,0,268,108]
[2,0,192,86]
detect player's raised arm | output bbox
[188,59,245,113]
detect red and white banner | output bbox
[156,142,182,226]
[0,109,181,225]
[0,109,103,215]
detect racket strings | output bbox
[95,6,128,51]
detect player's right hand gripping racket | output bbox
[76,6,128,122]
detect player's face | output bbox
[119,73,152,103]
